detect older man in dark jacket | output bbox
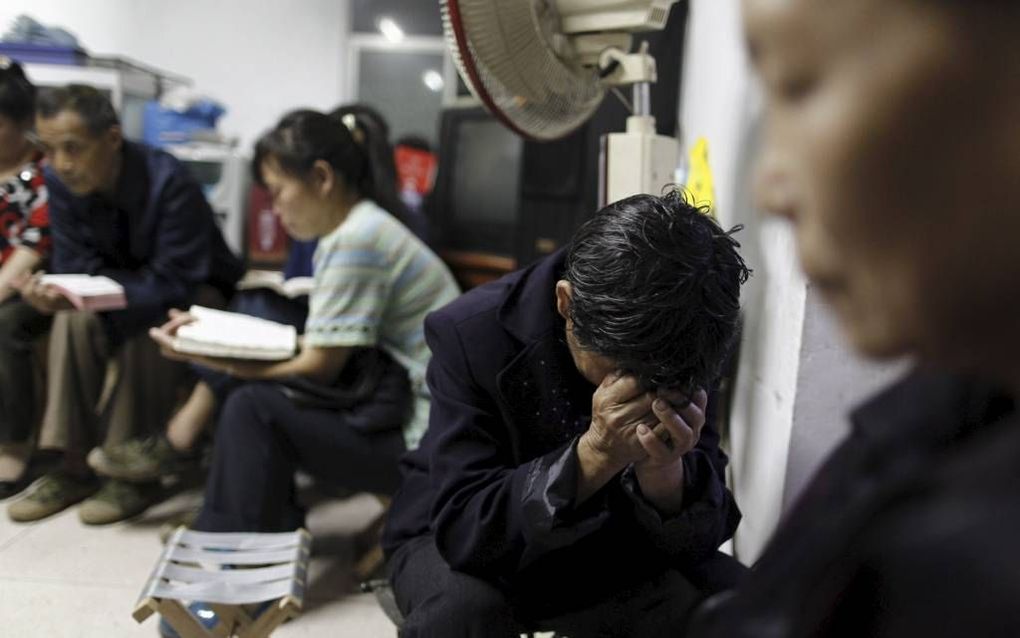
[6,85,242,525]
[383,191,751,637]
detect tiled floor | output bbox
[0,484,398,637]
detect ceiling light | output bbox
[378,17,405,43]
[422,70,445,92]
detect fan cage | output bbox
[442,0,606,141]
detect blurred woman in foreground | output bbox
[693,2,1020,636]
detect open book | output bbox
[235,270,314,299]
[40,274,127,312]
[172,305,298,361]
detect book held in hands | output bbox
[172,305,297,361]
[235,270,314,299]
[40,274,127,312]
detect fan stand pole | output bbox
[601,76,679,205]
[633,82,651,117]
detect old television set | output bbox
[430,105,524,259]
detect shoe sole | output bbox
[7,486,99,522]
[79,489,163,526]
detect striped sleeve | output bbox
[303,238,391,348]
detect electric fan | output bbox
[441,0,681,204]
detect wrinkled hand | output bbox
[634,387,708,472]
[13,272,73,314]
[633,388,708,515]
[580,372,659,470]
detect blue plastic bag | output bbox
[142,99,225,147]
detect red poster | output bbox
[246,185,288,267]
[395,145,438,196]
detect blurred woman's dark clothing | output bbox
[692,369,1019,638]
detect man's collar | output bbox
[497,248,568,344]
[108,141,146,213]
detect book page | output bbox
[236,270,312,299]
[41,274,124,296]
[282,277,314,297]
[236,270,285,292]
[173,305,297,361]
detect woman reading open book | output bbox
[112,109,459,538]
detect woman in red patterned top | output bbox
[0,57,51,496]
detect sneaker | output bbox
[87,436,198,482]
[0,443,33,499]
[0,475,31,500]
[7,471,100,522]
[78,479,161,525]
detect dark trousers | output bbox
[389,535,708,638]
[193,382,406,532]
[0,298,51,444]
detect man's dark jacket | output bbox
[691,369,1019,637]
[46,140,243,345]
[383,249,741,595]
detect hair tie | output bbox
[341,113,366,146]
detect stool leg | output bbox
[236,597,301,638]
[207,603,246,637]
[354,544,385,581]
[353,496,390,581]
[154,599,217,638]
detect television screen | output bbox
[433,107,524,255]
[449,118,523,227]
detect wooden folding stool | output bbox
[133,527,311,638]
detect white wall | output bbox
[679,0,807,562]
[1,1,351,149]
[678,0,904,563]
[784,291,908,508]
[677,0,752,232]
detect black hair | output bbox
[332,103,414,227]
[36,84,120,135]
[0,57,36,124]
[564,189,752,395]
[253,107,410,227]
[329,103,391,141]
